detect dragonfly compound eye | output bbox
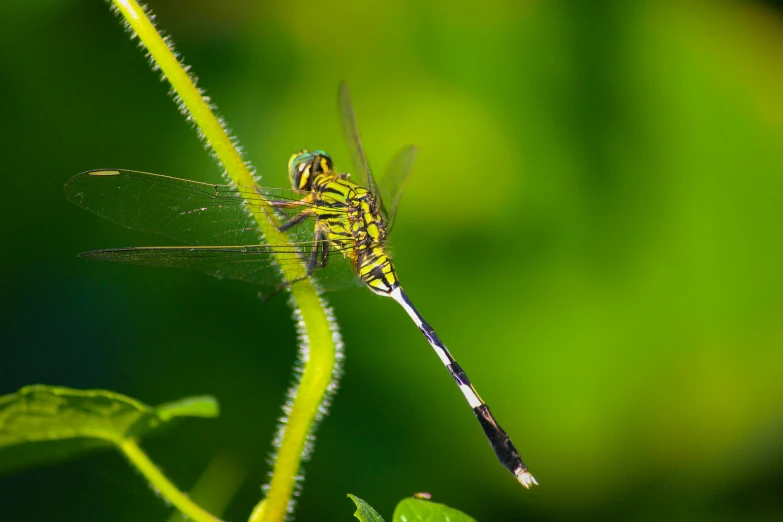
[288,150,333,191]
[311,150,333,175]
[288,150,316,191]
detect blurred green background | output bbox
[1,0,782,520]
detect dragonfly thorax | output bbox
[347,187,388,244]
[313,179,388,245]
[310,175,399,296]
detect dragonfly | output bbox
[64,83,537,488]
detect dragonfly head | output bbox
[288,150,333,191]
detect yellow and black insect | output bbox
[64,83,537,488]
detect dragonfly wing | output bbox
[66,170,360,291]
[378,145,417,231]
[81,242,359,290]
[338,82,387,219]
[64,169,323,246]
[81,245,290,287]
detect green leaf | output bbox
[0,384,218,475]
[348,494,386,522]
[156,395,221,421]
[393,497,477,522]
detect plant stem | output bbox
[119,439,223,522]
[109,2,340,520]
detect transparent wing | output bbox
[65,169,358,290]
[64,169,341,246]
[79,242,359,291]
[338,82,387,219]
[378,145,417,231]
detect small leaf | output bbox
[156,396,220,421]
[393,497,477,522]
[348,494,386,522]
[0,385,218,475]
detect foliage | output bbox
[0,385,223,522]
[0,384,217,475]
[0,385,475,521]
[349,495,476,522]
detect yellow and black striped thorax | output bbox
[288,150,400,295]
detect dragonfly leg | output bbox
[256,188,315,231]
[261,200,315,233]
[319,234,330,268]
[259,229,328,303]
[288,227,328,283]
[277,209,315,233]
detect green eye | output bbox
[288,150,315,190]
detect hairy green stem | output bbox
[119,439,222,522]
[109,1,339,520]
